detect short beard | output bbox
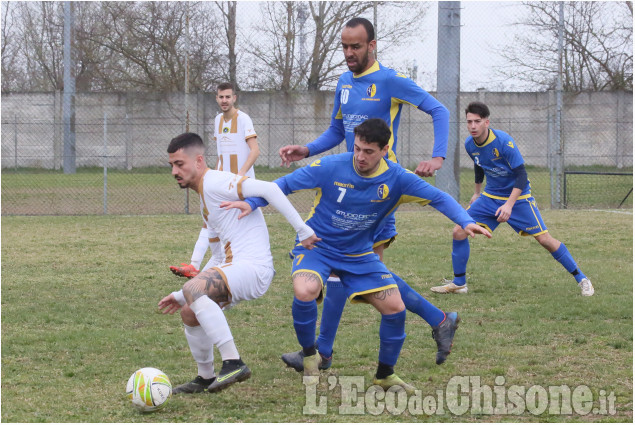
[348,51,370,74]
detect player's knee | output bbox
[293,279,321,302]
[536,233,559,251]
[453,224,467,239]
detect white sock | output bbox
[217,340,240,361]
[183,324,215,379]
[189,296,238,360]
[190,228,209,269]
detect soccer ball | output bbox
[126,367,172,412]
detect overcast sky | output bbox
[378,1,529,91]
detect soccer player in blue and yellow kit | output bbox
[226,119,491,392]
[431,102,594,296]
[278,17,453,371]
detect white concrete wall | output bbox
[1,90,631,169]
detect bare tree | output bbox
[499,1,633,91]
[12,2,65,91]
[246,2,306,91]
[246,1,429,91]
[214,1,240,90]
[1,2,20,91]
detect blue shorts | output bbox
[291,245,397,303]
[467,194,548,236]
[373,211,398,249]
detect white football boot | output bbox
[431,279,468,294]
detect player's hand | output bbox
[220,200,253,219]
[279,145,309,167]
[495,203,513,223]
[414,157,444,177]
[158,294,182,315]
[300,233,321,250]
[469,193,481,205]
[463,223,492,239]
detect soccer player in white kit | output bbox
[169,82,260,278]
[159,132,319,394]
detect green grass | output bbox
[1,166,631,215]
[1,210,632,422]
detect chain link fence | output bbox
[1,2,632,216]
[1,89,631,215]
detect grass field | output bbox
[2,165,632,215]
[1,209,632,422]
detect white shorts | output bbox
[212,261,275,309]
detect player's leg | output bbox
[432,196,498,294]
[173,306,216,394]
[292,271,326,379]
[280,275,342,372]
[535,233,593,295]
[289,247,331,379]
[508,197,593,296]
[181,267,250,392]
[362,287,415,395]
[390,273,460,364]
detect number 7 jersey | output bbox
[273,153,474,256]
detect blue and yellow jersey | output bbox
[270,153,475,256]
[331,62,430,163]
[465,128,531,199]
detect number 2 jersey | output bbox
[247,153,475,256]
[465,128,531,199]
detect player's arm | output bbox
[402,174,491,238]
[237,136,259,176]
[495,164,527,223]
[471,164,484,204]
[414,94,450,177]
[238,178,319,248]
[279,83,344,166]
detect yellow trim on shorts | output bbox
[345,251,375,257]
[476,222,494,234]
[349,283,399,304]
[372,236,397,250]
[482,191,532,201]
[212,266,233,308]
[291,269,324,287]
[519,229,548,237]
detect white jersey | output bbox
[197,168,272,267]
[214,110,257,178]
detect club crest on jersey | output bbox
[222,127,229,133]
[493,148,500,158]
[366,84,377,97]
[377,184,389,199]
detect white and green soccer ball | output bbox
[126,367,172,412]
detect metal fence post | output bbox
[103,113,108,215]
[435,2,461,200]
[14,114,18,171]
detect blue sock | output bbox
[452,238,470,285]
[378,310,406,367]
[316,277,346,358]
[292,297,318,350]
[551,243,587,283]
[393,273,445,327]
